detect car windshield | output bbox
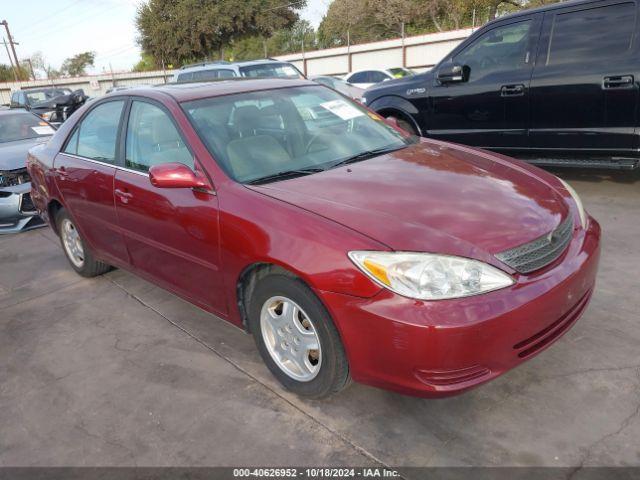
[0,113,55,143]
[183,85,413,184]
[388,68,414,78]
[25,88,71,105]
[239,63,302,79]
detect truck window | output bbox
[545,2,636,65]
[454,21,532,82]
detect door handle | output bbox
[56,166,69,179]
[114,188,133,204]
[603,75,634,89]
[500,84,525,97]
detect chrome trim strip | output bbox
[59,153,149,177]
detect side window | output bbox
[546,3,635,65]
[73,101,124,163]
[369,71,390,83]
[217,69,236,79]
[125,101,193,172]
[454,21,532,82]
[177,72,193,82]
[192,69,219,81]
[349,72,368,83]
[64,129,80,155]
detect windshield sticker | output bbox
[320,100,364,121]
[31,126,55,135]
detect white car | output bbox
[343,68,415,89]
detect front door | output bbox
[55,100,129,264]
[428,17,540,150]
[113,99,225,315]
[529,1,639,154]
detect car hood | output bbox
[0,137,51,171]
[250,140,569,267]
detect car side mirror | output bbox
[149,162,210,190]
[437,63,468,84]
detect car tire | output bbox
[56,208,111,278]
[248,273,351,399]
[387,115,418,136]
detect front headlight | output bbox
[348,251,514,300]
[559,178,586,229]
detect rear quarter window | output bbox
[546,2,636,65]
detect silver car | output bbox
[0,110,55,234]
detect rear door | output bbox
[113,98,225,315]
[55,100,129,264]
[428,16,541,149]
[529,1,639,153]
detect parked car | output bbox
[28,79,600,399]
[10,87,89,126]
[0,110,55,234]
[363,0,640,170]
[173,59,305,83]
[310,75,365,101]
[344,68,415,89]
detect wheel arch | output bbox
[47,199,65,235]
[369,96,422,136]
[236,262,302,332]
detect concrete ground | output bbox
[0,169,638,471]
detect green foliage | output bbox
[136,0,305,67]
[0,63,30,82]
[60,51,96,77]
[318,0,559,46]
[132,52,158,72]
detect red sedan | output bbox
[27,79,601,399]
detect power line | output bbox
[14,0,85,36]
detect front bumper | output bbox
[319,216,601,398]
[0,182,45,234]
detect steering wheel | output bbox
[305,133,326,154]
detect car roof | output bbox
[127,78,317,103]
[488,0,601,24]
[177,59,293,74]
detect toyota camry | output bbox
[27,79,601,398]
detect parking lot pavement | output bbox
[1,170,639,471]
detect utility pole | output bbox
[2,37,18,81]
[26,58,35,80]
[1,20,20,70]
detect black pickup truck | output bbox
[363,0,640,170]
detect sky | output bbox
[1,0,330,76]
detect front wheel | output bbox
[386,115,418,136]
[248,274,350,398]
[56,208,111,277]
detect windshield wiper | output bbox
[328,145,407,170]
[246,166,325,185]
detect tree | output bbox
[60,51,95,77]
[136,0,305,67]
[132,52,158,72]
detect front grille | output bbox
[0,168,30,188]
[495,215,574,274]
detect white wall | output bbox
[275,28,473,77]
[0,70,173,105]
[0,27,473,103]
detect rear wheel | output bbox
[56,208,111,277]
[248,274,350,398]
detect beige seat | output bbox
[226,135,292,180]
